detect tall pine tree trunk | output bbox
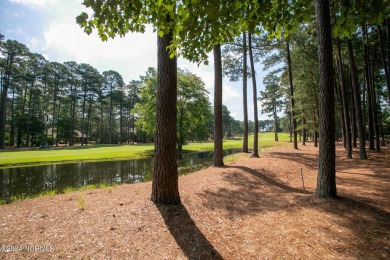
[9,86,15,147]
[286,38,298,149]
[273,101,278,141]
[213,44,224,166]
[314,0,337,198]
[56,101,61,146]
[350,77,357,148]
[337,39,352,158]
[370,48,381,152]
[26,87,33,147]
[363,27,375,150]
[151,28,180,205]
[242,32,249,153]
[302,117,307,145]
[119,104,123,144]
[17,83,28,147]
[248,33,259,158]
[81,87,87,146]
[347,39,367,159]
[335,79,346,146]
[109,85,113,144]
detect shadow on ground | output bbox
[156,204,222,259]
[197,149,390,258]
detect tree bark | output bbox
[370,46,381,152]
[213,44,224,166]
[335,76,346,147]
[242,32,249,153]
[109,83,113,144]
[314,0,337,198]
[248,33,259,158]
[363,27,375,150]
[302,117,306,146]
[350,76,357,148]
[273,101,278,141]
[347,39,367,159]
[17,82,28,147]
[151,29,180,205]
[56,100,61,146]
[337,38,352,158]
[81,85,87,146]
[9,86,15,146]
[286,38,298,149]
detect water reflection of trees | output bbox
[0,149,241,202]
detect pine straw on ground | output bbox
[0,143,389,259]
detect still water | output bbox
[0,149,241,202]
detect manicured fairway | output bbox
[0,132,290,168]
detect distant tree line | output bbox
[0,35,244,149]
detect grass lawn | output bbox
[0,132,290,168]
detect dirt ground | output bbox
[0,142,389,259]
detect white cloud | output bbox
[27,37,39,49]
[223,84,240,102]
[43,21,157,82]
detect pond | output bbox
[0,148,242,203]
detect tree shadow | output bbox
[196,157,390,258]
[228,165,312,195]
[197,166,311,221]
[270,151,319,169]
[155,204,222,259]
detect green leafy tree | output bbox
[133,68,212,150]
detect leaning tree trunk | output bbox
[213,44,224,166]
[286,38,298,149]
[347,39,367,159]
[337,38,352,158]
[242,32,249,153]
[314,0,337,198]
[248,33,259,158]
[151,28,181,205]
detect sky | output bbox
[0,0,268,121]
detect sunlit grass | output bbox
[1,183,117,204]
[0,132,290,168]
